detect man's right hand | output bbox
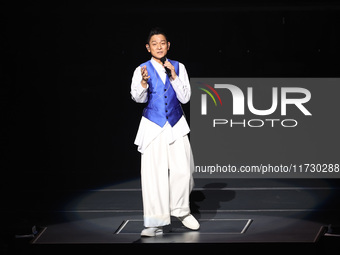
[141,65,150,88]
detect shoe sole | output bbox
[141,230,163,237]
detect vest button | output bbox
[165,103,167,105]
[164,96,167,98]
[166,116,168,119]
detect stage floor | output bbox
[29,178,340,245]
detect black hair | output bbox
[146,27,168,44]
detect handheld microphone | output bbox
[160,56,172,78]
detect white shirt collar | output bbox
[150,57,167,82]
[151,57,166,68]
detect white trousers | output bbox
[141,129,194,227]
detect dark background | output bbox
[2,1,340,192]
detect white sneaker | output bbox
[177,214,200,230]
[140,227,163,237]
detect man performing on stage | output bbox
[130,27,200,237]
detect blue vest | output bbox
[140,59,184,127]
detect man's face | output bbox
[146,34,170,60]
